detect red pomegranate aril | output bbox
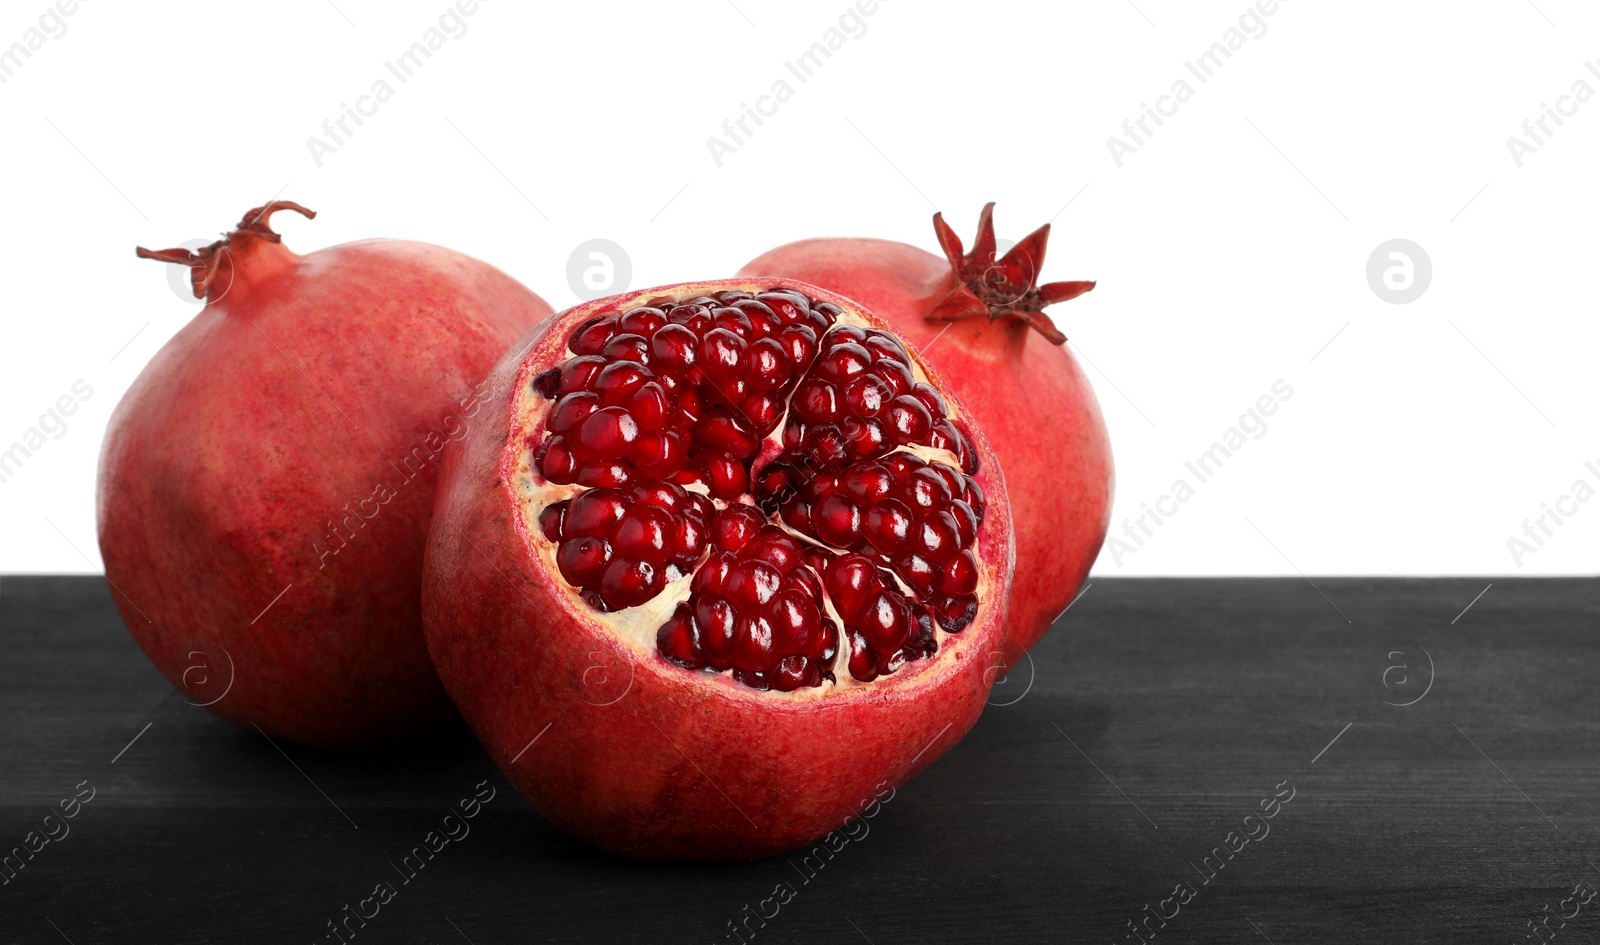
[600,558,661,609]
[538,501,567,542]
[713,505,763,551]
[842,416,888,458]
[844,464,894,502]
[698,598,737,666]
[614,505,673,560]
[602,333,650,364]
[847,630,878,682]
[742,528,804,572]
[571,316,619,355]
[537,437,577,482]
[746,338,790,390]
[877,359,913,396]
[695,411,760,457]
[936,595,978,632]
[770,656,810,692]
[648,323,699,371]
[724,559,782,609]
[813,493,862,547]
[863,591,911,650]
[618,307,667,336]
[824,555,881,622]
[702,329,747,379]
[864,500,913,553]
[576,461,635,489]
[593,361,649,406]
[918,512,961,562]
[819,344,871,382]
[885,395,932,441]
[771,589,818,650]
[657,607,702,667]
[557,536,611,586]
[560,355,605,393]
[794,377,839,423]
[733,615,779,673]
[778,326,817,366]
[550,392,600,434]
[576,407,639,457]
[898,555,937,597]
[674,512,708,560]
[704,453,749,499]
[941,550,980,595]
[844,374,891,417]
[564,488,627,537]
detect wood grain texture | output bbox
[2,575,1597,944]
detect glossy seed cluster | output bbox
[779,325,976,474]
[657,507,840,691]
[538,481,714,612]
[758,452,984,636]
[531,289,987,691]
[533,289,840,499]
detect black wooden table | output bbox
[2,576,1596,944]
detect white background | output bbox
[1,0,1596,576]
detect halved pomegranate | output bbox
[422,279,1013,860]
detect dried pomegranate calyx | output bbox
[522,285,993,693]
[927,201,1096,345]
[136,201,317,299]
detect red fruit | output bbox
[99,202,553,747]
[422,279,1013,860]
[741,203,1111,662]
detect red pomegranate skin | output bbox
[99,205,553,748]
[421,280,1014,861]
[740,215,1111,660]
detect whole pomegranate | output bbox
[100,202,553,747]
[422,279,1013,860]
[740,204,1111,660]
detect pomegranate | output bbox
[740,204,1111,661]
[100,202,553,747]
[422,279,1013,860]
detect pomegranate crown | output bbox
[136,201,316,299]
[928,202,1095,345]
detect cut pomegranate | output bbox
[422,279,1013,860]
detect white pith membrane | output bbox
[512,290,997,696]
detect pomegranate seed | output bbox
[559,356,605,394]
[723,560,782,609]
[813,494,862,548]
[733,614,779,672]
[714,505,764,551]
[538,501,567,541]
[618,306,666,335]
[614,505,673,560]
[702,329,747,379]
[847,630,878,682]
[537,437,577,483]
[863,499,913,553]
[564,488,628,537]
[602,333,650,364]
[551,392,601,434]
[941,550,980,595]
[658,605,703,668]
[570,315,619,355]
[557,536,611,586]
[843,374,891,417]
